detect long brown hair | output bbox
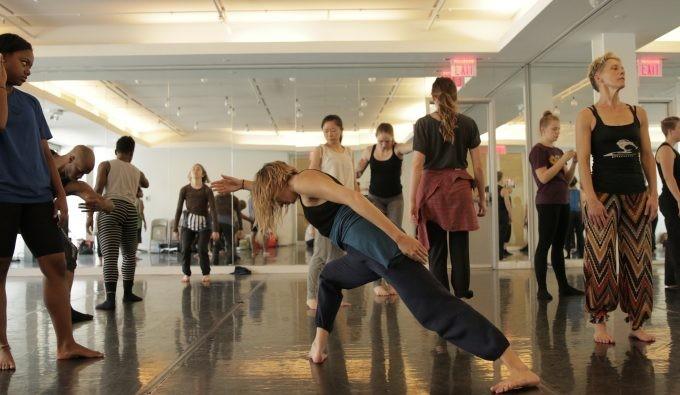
[431,77,458,143]
[188,163,210,184]
[252,161,298,234]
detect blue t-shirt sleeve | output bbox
[31,96,52,140]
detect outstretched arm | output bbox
[64,180,115,212]
[292,171,428,264]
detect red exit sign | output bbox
[637,57,663,77]
[451,56,477,77]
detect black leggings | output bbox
[181,227,211,276]
[535,204,570,290]
[661,195,680,286]
[316,246,509,361]
[426,221,470,297]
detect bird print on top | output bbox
[603,139,639,158]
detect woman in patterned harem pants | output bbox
[576,52,658,344]
[583,193,653,331]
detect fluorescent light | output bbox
[652,26,680,42]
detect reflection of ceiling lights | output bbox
[368,77,376,83]
[176,107,181,117]
[555,78,590,101]
[194,121,199,131]
[570,97,578,107]
[360,97,368,108]
[552,106,560,116]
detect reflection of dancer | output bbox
[565,178,584,259]
[369,299,406,393]
[656,116,680,289]
[306,115,356,310]
[529,110,582,301]
[411,77,486,299]
[212,163,540,393]
[356,123,412,296]
[534,298,577,392]
[94,136,149,310]
[576,52,657,343]
[0,33,102,369]
[174,164,219,283]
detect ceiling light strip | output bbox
[426,0,447,30]
[101,81,185,136]
[0,3,36,38]
[371,78,402,129]
[248,78,279,134]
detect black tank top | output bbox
[300,170,344,237]
[656,142,680,200]
[589,105,646,194]
[368,145,403,198]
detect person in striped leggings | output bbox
[92,136,149,310]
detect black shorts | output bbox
[0,202,65,259]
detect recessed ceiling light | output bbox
[134,79,140,85]
[200,77,207,83]
[368,77,376,83]
[289,77,296,82]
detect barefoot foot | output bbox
[202,275,211,283]
[630,328,655,343]
[490,369,540,393]
[308,340,327,364]
[373,285,390,296]
[181,275,190,283]
[57,342,103,360]
[306,299,318,310]
[340,300,352,307]
[0,346,15,370]
[593,323,615,344]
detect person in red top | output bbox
[410,77,487,299]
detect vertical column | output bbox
[525,70,554,265]
[591,33,639,105]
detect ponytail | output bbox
[431,77,458,143]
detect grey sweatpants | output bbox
[307,232,345,300]
[367,193,404,289]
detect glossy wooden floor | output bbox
[1,267,679,394]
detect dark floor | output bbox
[1,268,679,394]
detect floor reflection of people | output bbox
[429,338,473,395]
[308,318,350,395]
[534,298,577,391]
[369,297,406,394]
[99,302,142,392]
[585,344,619,394]
[666,288,680,394]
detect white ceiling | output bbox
[4,0,679,148]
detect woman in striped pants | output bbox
[92,136,149,310]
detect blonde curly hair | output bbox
[252,161,298,234]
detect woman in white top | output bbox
[306,115,357,310]
[92,136,149,311]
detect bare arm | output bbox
[64,180,115,212]
[534,153,572,184]
[501,188,512,210]
[139,171,149,188]
[637,107,657,195]
[658,146,680,205]
[409,151,425,221]
[94,161,110,195]
[576,109,596,199]
[309,146,322,170]
[41,140,68,225]
[395,139,413,156]
[174,186,186,232]
[470,146,487,216]
[294,172,407,244]
[355,146,371,179]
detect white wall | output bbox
[122,145,293,248]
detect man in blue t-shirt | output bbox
[0,33,102,370]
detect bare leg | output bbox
[0,259,15,370]
[594,322,615,344]
[308,327,329,363]
[37,253,103,360]
[489,347,541,393]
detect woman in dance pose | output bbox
[656,116,680,289]
[356,122,412,295]
[529,110,583,300]
[576,52,657,343]
[173,163,219,283]
[212,163,540,393]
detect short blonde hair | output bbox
[588,52,621,92]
